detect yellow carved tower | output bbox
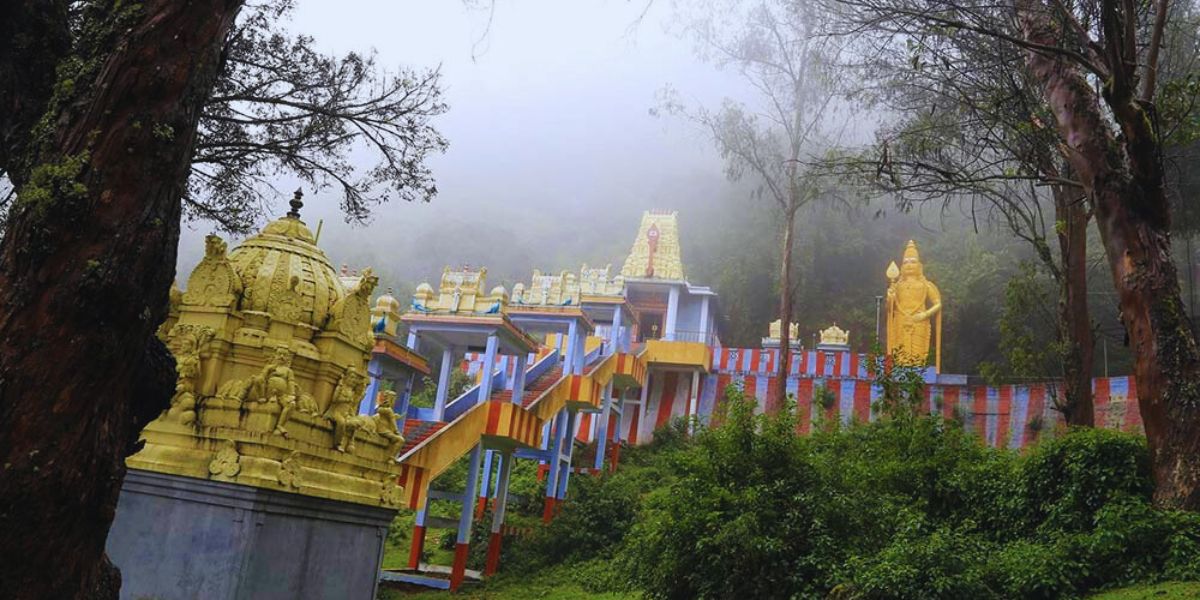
[130,192,407,509]
[620,210,685,280]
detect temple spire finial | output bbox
[287,189,304,219]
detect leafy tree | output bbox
[190,0,446,233]
[821,0,1099,423]
[823,0,1200,508]
[0,2,445,597]
[659,0,844,412]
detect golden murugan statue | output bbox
[885,240,942,371]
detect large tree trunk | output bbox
[773,205,797,413]
[1020,5,1200,509]
[0,2,244,598]
[1054,185,1095,426]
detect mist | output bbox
[178,0,752,291]
[171,0,1139,376]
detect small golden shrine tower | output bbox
[578,263,624,298]
[885,240,943,372]
[620,210,685,280]
[762,319,801,349]
[130,193,407,508]
[817,324,851,351]
[513,269,579,306]
[411,266,509,315]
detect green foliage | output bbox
[1020,428,1154,533]
[979,261,1061,384]
[459,375,1197,600]
[505,469,644,572]
[868,343,926,419]
[623,390,827,599]
[607,384,1195,599]
[408,368,470,409]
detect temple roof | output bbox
[227,211,344,330]
[620,210,685,281]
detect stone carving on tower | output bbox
[620,210,685,280]
[514,269,579,306]
[579,263,624,297]
[885,240,943,371]
[817,324,851,352]
[819,324,849,347]
[127,191,406,509]
[182,235,242,308]
[762,319,801,349]
[411,266,508,314]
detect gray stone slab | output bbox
[107,469,396,600]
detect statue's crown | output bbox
[903,240,921,264]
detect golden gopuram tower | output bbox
[128,194,407,509]
[885,240,943,372]
[620,210,685,280]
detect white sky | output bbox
[178,0,752,289]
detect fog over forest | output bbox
[175,0,1143,376]
[178,1,745,283]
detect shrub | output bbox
[1021,427,1154,534]
[845,527,995,600]
[611,400,1188,599]
[505,459,650,572]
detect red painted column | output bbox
[484,531,504,576]
[450,542,470,590]
[407,525,426,570]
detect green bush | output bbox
[505,460,649,572]
[1021,427,1154,534]
[610,384,1193,599]
[845,527,994,600]
[624,390,827,599]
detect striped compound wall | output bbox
[463,348,1140,451]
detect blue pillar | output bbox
[359,357,384,415]
[396,372,413,432]
[511,352,528,406]
[451,445,484,589]
[573,327,586,374]
[594,382,614,471]
[478,333,500,403]
[564,320,578,375]
[543,409,569,521]
[477,449,495,518]
[665,285,680,341]
[484,449,514,575]
[434,346,454,421]
[609,305,623,354]
[556,410,578,501]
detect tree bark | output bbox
[1020,3,1200,509]
[0,2,244,598]
[773,205,797,413]
[1054,185,1095,426]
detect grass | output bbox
[376,565,638,600]
[1087,582,1200,599]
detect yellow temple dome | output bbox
[375,288,401,313]
[226,192,345,329]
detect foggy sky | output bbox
[178,0,754,292]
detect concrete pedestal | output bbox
[107,469,395,600]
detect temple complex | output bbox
[106,207,1142,597]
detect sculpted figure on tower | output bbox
[885,240,943,371]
